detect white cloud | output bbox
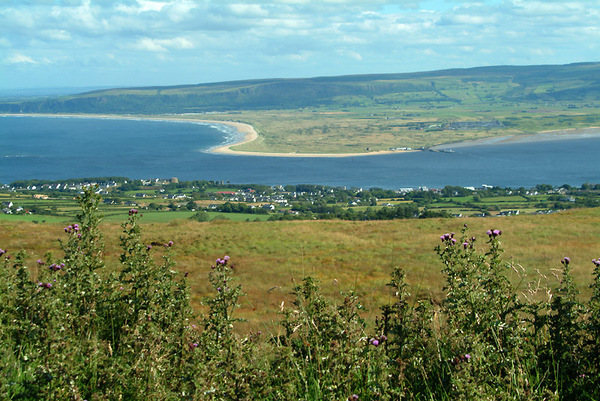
[42,29,71,41]
[1,0,599,89]
[228,4,269,17]
[132,36,194,52]
[337,49,363,61]
[6,53,38,64]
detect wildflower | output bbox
[487,229,502,238]
[451,238,457,245]
[224,255,230,261]
[465,354,471,360]
[593,259,600,267]
[561,257,570,265]
[37,259,44,265]
[129,208,138,216]
[462,242,469,249]
[370,338,380,346]
[348,395,359,401]
[146,244,152,251]
[0,248,5,256]
[45,283,52,288]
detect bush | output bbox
[1,187,600,399]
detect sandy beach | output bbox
[3,113,600,157]
[1,113,416,158]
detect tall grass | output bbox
[1,188,600,399]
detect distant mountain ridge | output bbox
[1,62,599,114]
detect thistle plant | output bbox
[3,192,600,400]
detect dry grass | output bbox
[2,208,600,331]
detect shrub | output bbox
[2,187,600,399]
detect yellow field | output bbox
[2,207,600,331]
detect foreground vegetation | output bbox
[2,187,600,399]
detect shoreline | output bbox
[0,113,417,158]
[3,113,600,157]
[431,127,600,150]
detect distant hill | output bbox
[1,62,599,114]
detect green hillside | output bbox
[2,62,599,114]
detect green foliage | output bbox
[2,186,600,399]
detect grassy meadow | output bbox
[166,101,600,154]
[3,205,599,331]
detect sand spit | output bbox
[3,114,599,157]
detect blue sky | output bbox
[1,0,599,91]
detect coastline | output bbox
[0,113,416,158]
[431,127,600,150]
[3,113,600,157]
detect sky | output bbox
[1,0,599,91]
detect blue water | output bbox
[1,115,599,188]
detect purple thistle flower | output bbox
[465,354,471,360]
[493,229,501,236]
[463,242,469,249]
[37,259,44,265]
[370,338,379,346]
[0,248,5,256]
[146,244,152,250]
[216,258,222,265]
[562,257,570,265]
[45,283,52,288]
[129,208,138,216]
[224,255,230,261]
[486,229,493,236]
